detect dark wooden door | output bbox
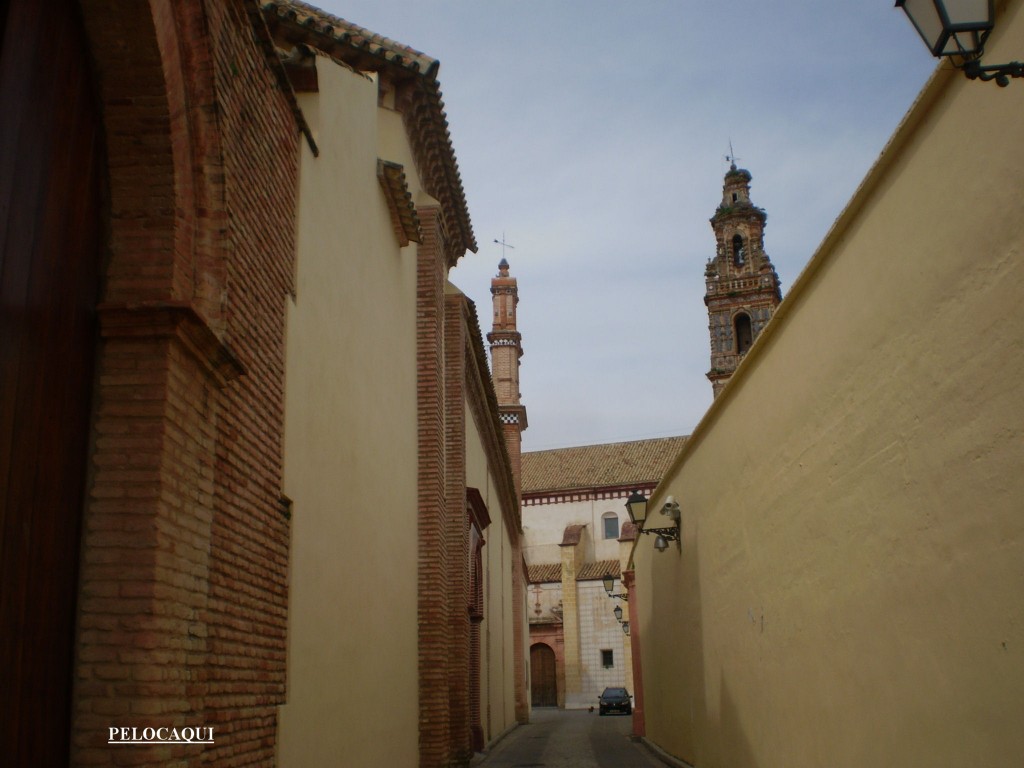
[0,0,102,762]
[530,644,558,707]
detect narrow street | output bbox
[473,709,669,768]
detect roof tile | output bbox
[577,560,620,582]
[522,436,688,494]
[527,564,561,584]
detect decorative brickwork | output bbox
[416,205,453,768]
[445,293,472,765]
[704,164,782,397]
[69,1,300,765]
[487,259,530,723]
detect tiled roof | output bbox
[521,436,688,494]
[526,560,620,583]
[527,564,561,584]
[578,560,620,582]
[261,1,476,260]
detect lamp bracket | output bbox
[606,591,628,601]
[639,526,680,542]
[963,58,1024,86]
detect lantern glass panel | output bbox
[602,574,614,595]
[625,492,648,525]
[901,0,947,53]
[945,0,992,27]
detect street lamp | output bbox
[895,0,1024,85]
[602,573,629,601]
[624,491,681,552]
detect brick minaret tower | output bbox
[705,163,782,397]
[487,257,527,495]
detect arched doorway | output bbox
[530,643,558,707]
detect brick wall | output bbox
[445,294,472,764]
[204,1,296,762]
[416,205,453,767]
[71,1,299,764]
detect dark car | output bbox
[597,687,632,716]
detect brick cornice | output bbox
[98,301,245,386]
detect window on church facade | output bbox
[601,649,614,669]
[602,513,619,540]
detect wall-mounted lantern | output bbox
[624,491,681,552]
[602,573,629,601]
[896,0,1023,85]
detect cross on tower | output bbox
[493,233,515,260]
[724,139,741,169]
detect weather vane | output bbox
[724,139,740,169]
[493,233,516,260]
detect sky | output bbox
[314,1,938,451]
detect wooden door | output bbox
[530,644,558,707]
[0,0,102,762]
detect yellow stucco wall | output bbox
[637,4,1024,767]
[277,60,421,766]
[465,396,520,745]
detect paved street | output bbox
[473,708,668,768]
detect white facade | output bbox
[523,496,629,566]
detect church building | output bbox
[520,437,687,710]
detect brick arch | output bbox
[78,0,225,325]
[67,1,304,764]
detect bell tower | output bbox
[487,258,528,495]
[704,163,782,397]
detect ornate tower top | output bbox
[490,257,519,335]
[487,258,528,492]
[704,164,782,397]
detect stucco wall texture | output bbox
[635,2,1024,766]
[279,62,420,766]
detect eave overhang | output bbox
[261,0,477,262]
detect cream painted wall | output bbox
[637,5,1024,766]
[278,61,421,766]
[465,397,520,745]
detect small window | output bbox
[732,192,738,202]
[602,513,619,540]
[601,649,614,669]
